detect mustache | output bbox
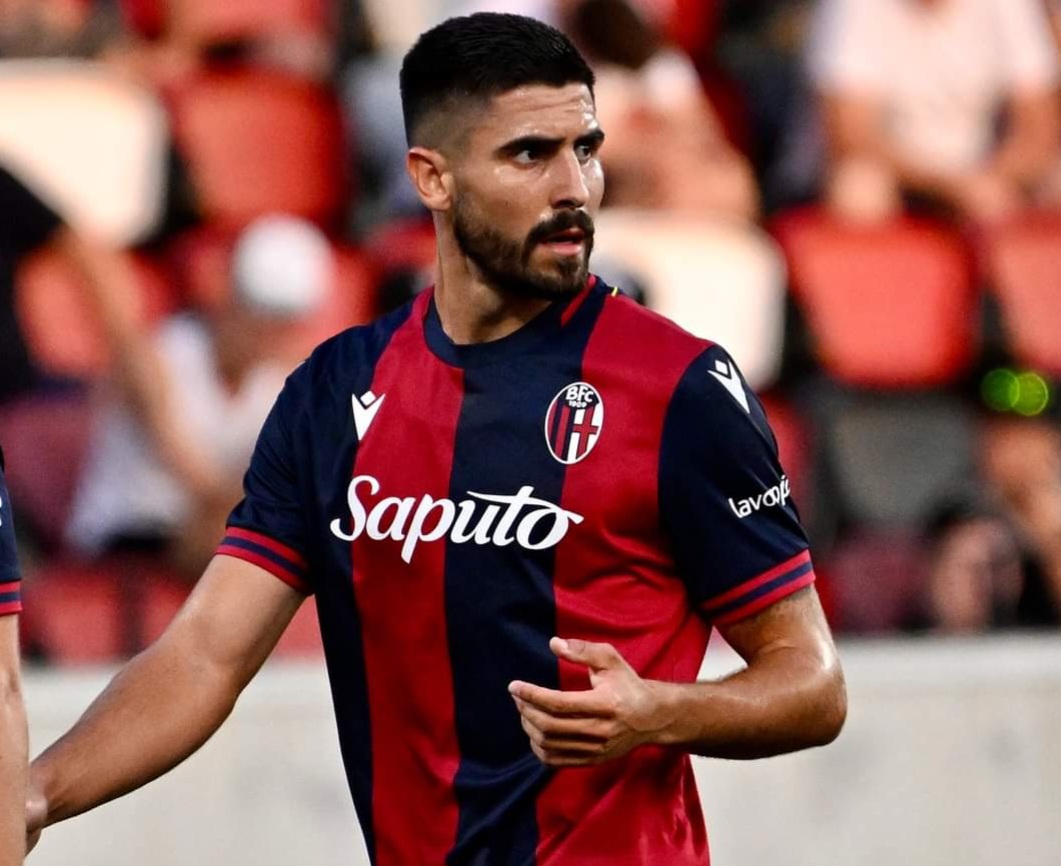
[526,211,595,247]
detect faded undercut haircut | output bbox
[400,12,596,148]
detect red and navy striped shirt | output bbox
[218,277,815,866]
[0,447,22,616]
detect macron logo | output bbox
[709,360,750,414]
[352,391,385,441]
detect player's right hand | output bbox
[25,783,47,854]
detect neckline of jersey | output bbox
[421,276,603,369]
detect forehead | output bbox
[473,83,598,144]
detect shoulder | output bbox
[275,300,418,424]
[593,287,713,372]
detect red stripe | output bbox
[350,290,462,866]
[225,527,308,569]
[700,549,812,612]
[0,581,20,594]
[216,545,311,594]
[711,571,816,626]
[560,283,592,326]
[539,295,711,865]
[554,403,571,458]
[0,601,22,616]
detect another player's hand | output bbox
[25,779,47,854]
[509,637,671,767]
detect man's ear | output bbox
[406,147,454,212]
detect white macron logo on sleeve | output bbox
[709,359,750,413]
[729,476,791,519]
[351,391,385,441]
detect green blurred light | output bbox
[981,368,1020,412]
[1014,372,1051,417]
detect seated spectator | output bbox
[65,215,331,578]
[906,498,1025,634]
[980,418,1061,626]
[809,0,1061,225]
[567,0,758,220]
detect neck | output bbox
[432,230,554,346]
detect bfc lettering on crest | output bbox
[545,382,604,465]
[330,476,585,563]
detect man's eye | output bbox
[515,147,542,164]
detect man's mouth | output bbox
[541,227,587,253]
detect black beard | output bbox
[452,199,595,301]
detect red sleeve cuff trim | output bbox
[701,550,812,613]
[216,546,312,595]
[0,601,22,616]
[225,527,308,570]
[711,571,816,626]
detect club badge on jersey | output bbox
[545,382,604,465]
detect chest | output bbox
[313,349,669,577]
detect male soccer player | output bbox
[1,448,28,864]
[27,13,846,865]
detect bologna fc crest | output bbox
[545,382,604,465]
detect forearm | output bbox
[32,640,241,826]
[0,688,28,864]
[650,645,846,759]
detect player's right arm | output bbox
[27,555,304,846]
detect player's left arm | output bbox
[511,345,846,765]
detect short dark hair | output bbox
[399,13,596,147]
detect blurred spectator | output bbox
[567,0,757,219]
[906,497,1024,634]
[65,215,331,577]
[0,0,122,59]
[809,0,1061,225]
[0,162,147,401]
[980,418,1061,626]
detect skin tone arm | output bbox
[51,227,224,503]
[822,90,1060,215]
[25,557,304,849]
[0,616,27,866]
[509,587,846,766]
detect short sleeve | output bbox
[660,345,815,625]
[807,0,885,94]
[994,0,1060,91]
[216,371,313,594]
[0,449,22,616]
[0,164,63,256]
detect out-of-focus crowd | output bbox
[2,0,1061,662]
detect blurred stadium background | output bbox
[1,0,1060,864]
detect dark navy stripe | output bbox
[443,287,608,866]
[0,591,19,605]
[708,561,814,620]
[220,536,305,579]
[310,303,414,866]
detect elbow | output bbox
[810,664,847,747]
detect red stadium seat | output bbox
[16,249,176,380]
[983,213,1061,376]
[772,208,977,388]
[363,218,437,277]
[21,563,127,663]
[170,71,345,229]
[168,0,328,44]
[272,599,324,657]
[0,394,94,549]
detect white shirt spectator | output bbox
[809,0,1060,175]
[66,315,286,554]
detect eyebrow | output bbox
[496,128,606,157]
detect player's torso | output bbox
[290,284,714,866]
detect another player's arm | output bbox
[27,556,303,838]
[0,615,27,865]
